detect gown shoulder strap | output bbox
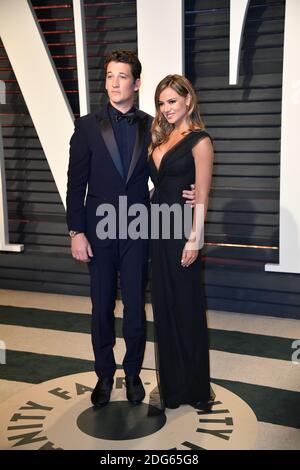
[189,129,213,145]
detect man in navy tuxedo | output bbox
[66,50,193,407]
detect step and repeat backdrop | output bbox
[0,0,299,319]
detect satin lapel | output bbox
[126,115,147,185]
[99,117,125,180]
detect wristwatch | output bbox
[69,230,82,238]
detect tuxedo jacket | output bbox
[66,106,152,246]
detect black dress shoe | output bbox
[125,376,145,404]
[192,392,216,412]
[165,401,180,409]
[91,377,113,407]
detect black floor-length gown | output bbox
[149,130,213,408]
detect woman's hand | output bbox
[181,244,199,267]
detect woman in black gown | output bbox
[149,75,214,409]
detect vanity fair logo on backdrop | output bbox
[0,370,258,450]
[0,0,299,273]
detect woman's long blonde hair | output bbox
[149,74,205,153]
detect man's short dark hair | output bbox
[104,50,142,81]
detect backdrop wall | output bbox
[0,0,299,319]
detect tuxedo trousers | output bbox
[88,237,149,379]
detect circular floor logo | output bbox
[0,370,257,450]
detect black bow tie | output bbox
[115,111,136,125]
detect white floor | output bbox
[0,289,299,450]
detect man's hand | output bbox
[182,183,196,208]
[71,233,93,262]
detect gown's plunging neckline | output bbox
[151,132,192,173]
